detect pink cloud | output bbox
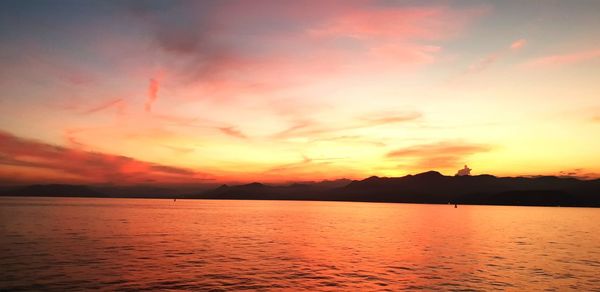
[305,5,485,67]
[465,53,500,74]
[144,78,160,112]
[120,2,487,107]
[308,6,482,41]
[524,48,600,67]
[510,39,527,50]
[165,3,486,97]
[218,126,247,139]
[0,130,213,185]
[459,38,528,76]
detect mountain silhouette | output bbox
[330,172,599,206]
[196,181,332,201]
[195,172,600,207]
[2,173,599,207]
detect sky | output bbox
[0,0,599,185]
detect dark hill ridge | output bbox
[195,172,600,207]
[195,181,334,201]
[331,172,600,206]
[2,173,599,207]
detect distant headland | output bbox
[2,170,599,207]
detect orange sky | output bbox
[1,0,599,185]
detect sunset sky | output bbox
[1,0,599,185]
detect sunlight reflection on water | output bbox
[1,197,599,290]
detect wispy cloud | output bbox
[126,1,486,99]
[465,53,500,74]
[64,128,87,149]
[263,154,346,175]
[386,141,491,170]
[218,126,247,139]
[274,111,421,139]
[0,130,213,184]
[307,5,486,68]
[463,38,526,75]
[5,1,593,183]
[524,48,600,67]
[308,5,484,41]
[360,111,422,126]
[162,144,195,155]
[82,98,125,115]
[510,39,527,51]
[144,78,160,112]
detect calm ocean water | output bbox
[1,197,599,291]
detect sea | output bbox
[1,197,599,291]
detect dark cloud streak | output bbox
[0,130,212,184]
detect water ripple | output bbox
[1,198,599,291]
